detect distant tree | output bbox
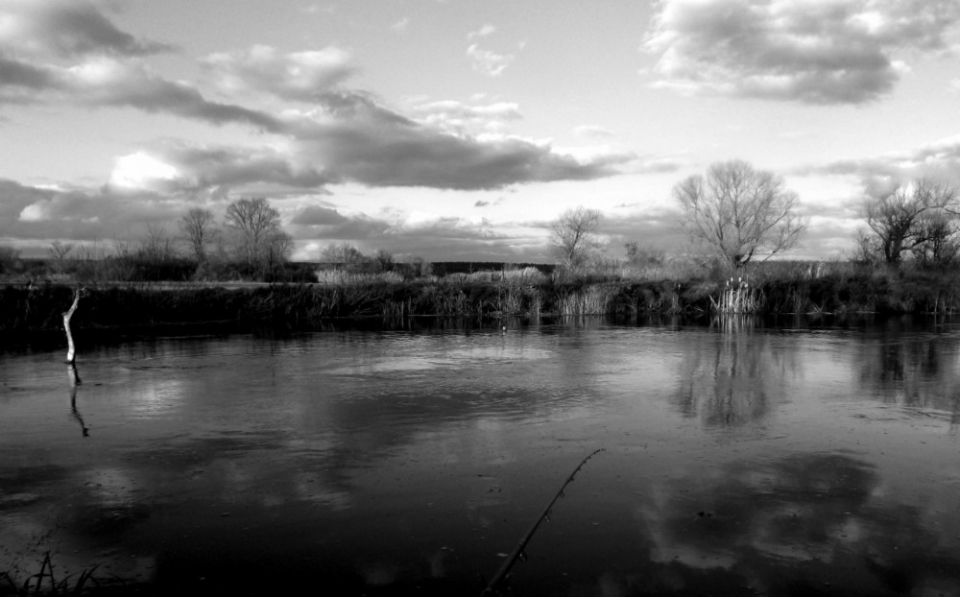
[179,208,218,263]
[48,241,74,274]
[225,197,288,274]
[862,179,959,265]
[48,240,74,261]
[624,241,665,268]
[0,245,20,275]
[673,160,806,267]
[321,243,367,270]
[138,224,177,262]
[374,249,394,272]
[549,206,602,269]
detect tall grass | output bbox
[710,277,762,314]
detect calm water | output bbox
[2,317,960,596]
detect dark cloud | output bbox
[0,0,173,58]
[127,143,328,193]
[1,179,183,243]
[292,92,632,190]
[290,205,349,226]
[803,137,960,198]
[645,0,960,105]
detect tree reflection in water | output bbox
[672,316,798,427]
[856,320,960,428]
[67,363,89,437]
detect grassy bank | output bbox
[4,263,960,339]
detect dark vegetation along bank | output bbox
[4,262,960,341]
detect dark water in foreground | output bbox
[2,317,960,596]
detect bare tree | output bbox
[225,197,287,272]
[549,206,602,269]
[374,249,394,273]
[863,179,959,265]
[179,208,218,263]
[139,224,176,262]
[321,243,367,271]
[673,160,806,267]
[48,241,74,274]
[48,240,74,261]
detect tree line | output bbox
[549,159,960,273]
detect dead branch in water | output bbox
[62,286,84,364]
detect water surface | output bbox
[2,317,960,595]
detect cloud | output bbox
[574,125,615,139]
[467,24,497,40]
[644,0,960,104]
[408,99,522,134]
[466,44,514,77]
[805,135,960,198]
[202,45,355,102]
[1,178,185,242]
[0,0,173,58]
[289,92,631,190]
[108,143,328,195]
[290,205,349,226]
[390,17,410,33]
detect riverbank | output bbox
[2,265,959,339]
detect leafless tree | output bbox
[374,249,394,272]
[47,241,74,274]
[673,160,806,267]
[48,240,74,261]
[864,179,959,265]
[139,224,177,262]
[225,197,288,272]
[179,208,218,263]
[549,206,602,269]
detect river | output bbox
[2,316,960,595]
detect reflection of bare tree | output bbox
[67,364,89,437]
[856,321,960,425]
[673,321,796,427]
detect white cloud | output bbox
[574,125,615,139]
[203,45,355,101]
[109,151,179,190]
[468,24,497,40]
[466,44,514,77]
[390,17,410,33]
[644,0,960,105]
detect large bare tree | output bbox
[673,160,806,267]
[549,206,602,269]
[179,208,218,263]
[225,197,288,271]
[863,179,959,265]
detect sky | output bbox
[1,0,960,263]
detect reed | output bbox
[710,277,762,314]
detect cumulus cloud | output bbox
[0,0,632,234]
[0,0,173,58]
[408,99,522,134]
[644,0,960,104]
[202,45,355,102]
[1,178,184,242]
[802,135,960,202]
[466,44,514,77]
[108,143,328,195]
[467,24,497,40]
[289,92,632,189]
